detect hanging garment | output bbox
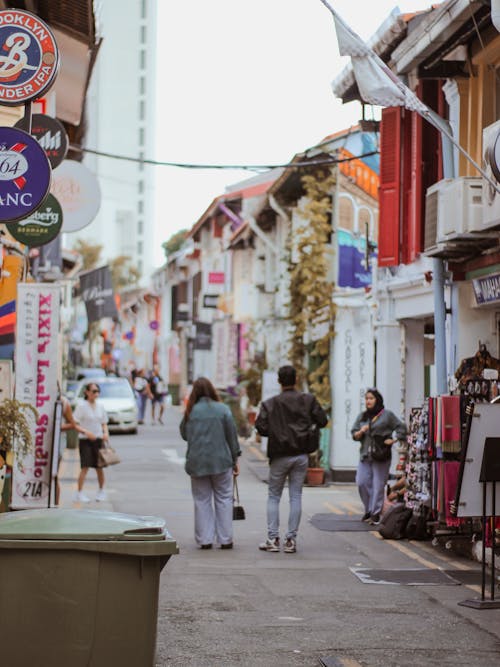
[440,396,461,453]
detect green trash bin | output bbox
[0,508,179,667]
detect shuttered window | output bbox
[378,107,402,266]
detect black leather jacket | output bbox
[255,388,328,461]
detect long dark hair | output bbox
[185,377,220,418]
[362,388,384,420]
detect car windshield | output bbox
[80,381,133,399]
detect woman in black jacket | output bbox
[351,388,407,525]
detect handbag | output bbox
[232,477,245,520]
[369,433,392,462]
[97,445,121,468]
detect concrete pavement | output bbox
[59,406,500,667]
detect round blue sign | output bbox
[0,126,51,223]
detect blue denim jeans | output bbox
[356,458,391,516]
[267,454,308,540]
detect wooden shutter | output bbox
[378,107,402,267]
[402,110,423,264]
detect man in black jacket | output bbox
[255,365,328,553]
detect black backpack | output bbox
[378,503,413,540]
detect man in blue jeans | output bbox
[255,365,328,553]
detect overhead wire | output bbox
[69,144,379,171]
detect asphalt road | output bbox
[59,405,500,667]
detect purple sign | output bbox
[0,126,51,223]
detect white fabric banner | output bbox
[11,283,61,509]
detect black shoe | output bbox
[361,512,371,522]
[369,513,380,525]
[220,543,233,550]
[200,544,212,550]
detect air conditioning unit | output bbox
[480,120,500,231]
[424,177,483,253]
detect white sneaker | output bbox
[96,489,107,502]
[74,491,90,503]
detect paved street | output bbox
[59,406,500,667]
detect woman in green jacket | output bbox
[180,377,241,549]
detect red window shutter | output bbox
[378,107,402,267]
[402,110,423,264]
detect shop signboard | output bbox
[6,193,62,247]
[194,322,212,350]
[208,272,225,284]
[11,283,60,509]
[203,294,219,308]
[0,126,51,223]
[79,265,118,323]
[338,229,374,288]
[472,273,500,306]
[50,159,101,232]
[0,9,59,105]
[15,114,68,168]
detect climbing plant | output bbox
[288,169,336,409]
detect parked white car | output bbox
[72,377,138,434]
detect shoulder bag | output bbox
[368,410,392,462]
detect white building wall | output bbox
[331,301,374,471]
[78,0,157,282]
[457,281,499,360]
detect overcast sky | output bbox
[153,0,435,265]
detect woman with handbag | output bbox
[73,382,109,503]
[351,388,407,525]
[180,377,241,550]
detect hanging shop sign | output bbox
[6,193,62,247]
[50,159,101,232]
[11,282,61,509]
[203,294,219,308]
[208,271,225,284]
[194,322,212,350]
[79,265,118,324]
[0,10,59,105]
[0,126,51,223]
[15,114,68,169]
[472,273,500,306]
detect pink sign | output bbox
[208,272,225,284]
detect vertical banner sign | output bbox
[12,283,60,509]
[79,265,118,323]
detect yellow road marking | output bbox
[409,540,471,571]
[371,532,483,594]
[324,501,344,515]
[343,501,363,515]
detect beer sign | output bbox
[0,126,51,223]
[15,114,68,168]
[7,193,62,247]
[0,9,59,105]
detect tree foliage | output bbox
[288,169,336,410]
[109,255,141,290]
[162,229,188,257]
[73,239,102,271]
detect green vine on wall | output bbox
[288,169,336,410]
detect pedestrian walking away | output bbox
[149,363,168,424]
[73,382,110,503]
[134,368,152,424]
[351,388,407,525]
[180,377,241,550]
[255,365,328,553]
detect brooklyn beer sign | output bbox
[0,9,59,104]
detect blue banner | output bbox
[337,229,375,288]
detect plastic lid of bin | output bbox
[0,509,172,541]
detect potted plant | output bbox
[0,399,38,512]
[306,447,325,486]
